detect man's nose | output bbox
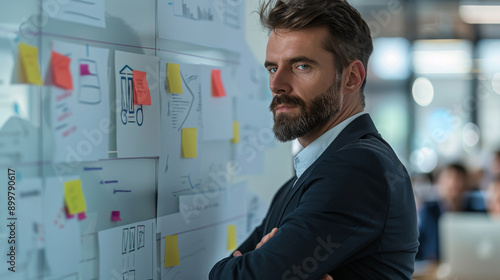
[270,69,292,95]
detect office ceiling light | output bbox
[412,77,434,107]
[459,5,500,24]
[412,40,473,74]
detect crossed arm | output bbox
[233,227,333,280]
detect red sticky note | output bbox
[64,206,74,219]
[211,69,226,97]
[133,70,151,106]
[111,211,122,221]
[80,64,91,75]
[77,212,87,221]
[51,51,73,90]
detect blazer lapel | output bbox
[275,114,380,225]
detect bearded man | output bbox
[210,1,419,279]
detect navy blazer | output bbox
[210,114,419,280]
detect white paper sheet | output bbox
[42,0,106,28]
[16,178,44,267]
[43,177,81,279]
[233,97,275,175]
[98,219,156,280]
[157,184,247,280]
[158,62,203,215]
[201,66,233,141]
[51,41,110,163]
[115,51,160,158]
[157,0,244,51]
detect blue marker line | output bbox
[84,167,103,171]
[100,180,119,184]
[114,189,132,194]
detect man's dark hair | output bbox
[443,163,467,177]
[259,0,374,104]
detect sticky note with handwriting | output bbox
[227,224,237,251]
[51,51,73,90]
[133,70,152,106]
[211,69,226,97]
[181,128,197,158]
[64,179,86,215]
[166,63,183,94]
[164,235,180,267]
[18,43,43,85]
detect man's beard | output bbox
[269,83,341,142]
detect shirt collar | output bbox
[293,112,367,181]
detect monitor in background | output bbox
[439,213,500,280]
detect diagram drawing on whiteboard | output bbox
[119,65,143,126]
[171,0,241,29]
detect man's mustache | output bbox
[269,94,306,112]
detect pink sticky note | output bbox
[80,64,91,75]
[211,69,226,97]
[111,211,122,221]
[77,212,87,221]
[51,51,73,90]
[65,206,74,219]
[132,70,151,105]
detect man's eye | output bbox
[297,64,310,70]
[268,67,277,73]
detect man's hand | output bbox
[232,228,333,280]
[256,227,278,249]
[232,227,279,257]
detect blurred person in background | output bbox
[416,163,468,261]
[486,176,500,215]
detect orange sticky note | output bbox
[133,70,151,106]
[18,43,43,85]
[63,179,86,215]
[181,128,197,158]
[227,224,237,251]
[164,235,180,267]
[51,51,73,90]
[166,63,183,94]
[231,121,240,144]
[211,69,226,97]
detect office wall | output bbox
[0,1,293,279]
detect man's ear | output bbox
[342,60,366,95]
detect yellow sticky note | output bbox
[231,121,240,144]
[181,128,197,158]
[63,179,86,215]
[227,224,237,251]
[164,235,180,267]
[19,43,43,85]
[166,63,183,94]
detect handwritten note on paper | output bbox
[181,128,197,158]
[63,179,87,215]
[227,224,237,251]
[111,211,122,221]
[211,69,226,97]
[164,235,180,267]
[80,64,91,75]
[166,63,183,94]
[232,121,240,144]
[51,51,73,90]
[18,43,43,85]
[133,70,152,105]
